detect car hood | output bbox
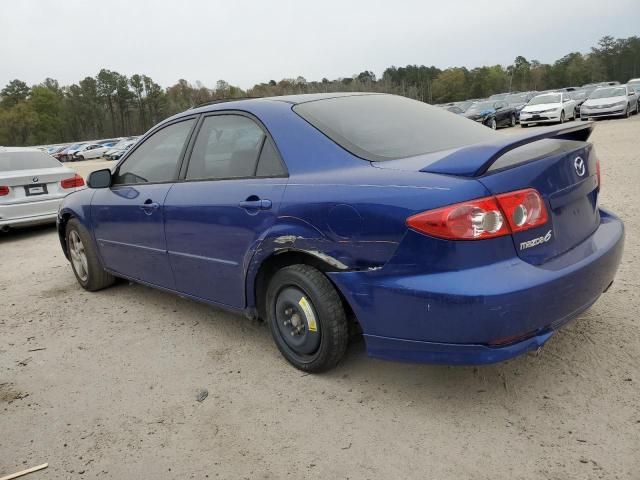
[582,96,626,107]
[464,108,495,118]
[522,102,561,112]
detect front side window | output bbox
[186,115,267,180]
[113,119,195,185]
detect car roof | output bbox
[188,92,381,112]
[0,146,43,153]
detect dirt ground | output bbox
[1,117,639,479]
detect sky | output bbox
[0,0,638,90]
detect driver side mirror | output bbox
[87,169,112,189]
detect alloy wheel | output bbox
[68,230,89,282]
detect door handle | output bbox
[239,198,272,210]
[140,199,160,214]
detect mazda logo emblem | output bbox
[32,177,39,183]
[574,157,585,177]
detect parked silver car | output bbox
[580,85,639,120]
[0,147,85,230]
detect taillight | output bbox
[495,189,548,233]
[61,174,85,189]
[407,188,549,240]
[0,186,9,196]
[407,196,510,240]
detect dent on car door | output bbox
[91,118,196,288]
[164,113,288,308]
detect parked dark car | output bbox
[444,105,464,114]
[463,100,517,129]
[567,90,589,118]
[505,92,537,121]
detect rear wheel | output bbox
[265,265,348,372]
[66,218,115,291]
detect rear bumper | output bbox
[0,198,64,227]
[329,209,624,365]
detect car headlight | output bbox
[615,100,626,107]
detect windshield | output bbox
[0,151,62,172]
[529,94,561,105]
[455,100,474,112]
[506,93,528,104]
[293,94,495,162]
[466,101,496,112]
[569,91,587,100]
[589,87,626,99]
[489,93,508,100]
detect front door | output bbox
[164,113,288,308]
[92,118,197,289]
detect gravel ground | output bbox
[1,117,639,479]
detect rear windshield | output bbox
[0,151,61,172]
[293,94,495,161]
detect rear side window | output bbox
[113,119,195,185]
[0,151,61,171]
[293,94,495,161]
[186,115,275,180]
[256,139,286,177]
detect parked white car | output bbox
[519,92,576,127]
[0,147,85,230]
[72,143,111,161]
[580,85,639,120]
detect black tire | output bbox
[559,111,565,124]
[521,123,529,128]
[510,114,516,127]
[66,218,115,291]
[77,155,84,161]
[624,104,630,118]
[486,117,497,130]
[265,265,348,372]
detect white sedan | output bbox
[580,85,639,120]
[519,92,576,127]
[72,143,112,161]
[0,147,85,230]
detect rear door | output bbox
[164,113,288,308]
[91,117,196,288]
[480,139,599,265]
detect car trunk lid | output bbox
[0,167,79,203]
[374,122,599,265]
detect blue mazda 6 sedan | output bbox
[57,93,624,372]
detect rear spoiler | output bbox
[421,121,595,177]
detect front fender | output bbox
[57,188,95,259]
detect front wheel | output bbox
[486,117,497,130]
[265,265,349,372]
[559,111,565,124]
[623,105,630,118]
[66,218,115,291]
[510,114,516,127]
